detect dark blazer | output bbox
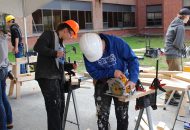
[34,31,73,80]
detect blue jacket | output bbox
[84,33,139,83]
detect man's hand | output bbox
[114,70,125,79]
[56,51,64,58]
[125,81,136,90]
[13,47,19,54]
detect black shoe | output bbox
[7,123,13,129]
[173,92,181,99]
[165,98,179,106]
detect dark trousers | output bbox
[0,67,13,130]
[37,79,65,130]
[94,80,129,130]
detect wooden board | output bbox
[16,56,37,64]
[17,72,35,82]
[142,70,182,75]
[139,66,155,71]
[107,86,157,102]
[184,62,190,66]
[140,73,171,79]
[173,72,190,83]
[140,78,189,91]
[133,48,146,53]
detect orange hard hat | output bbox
[64,20,79,38]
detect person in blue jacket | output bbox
[79,33,139,130]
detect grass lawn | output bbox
[8,36,190,73]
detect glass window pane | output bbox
[118,12,122,22]
[108,12,113,27]
[123,12,131,27]
[78,11,85,29]
[146,5,162,26]
[62,10,70,22]
[32,10,42,24]
[86,11,92,23]
[103,12,108,22]
[131,12,135,27]
[43,10,53,31]
[70,11,78,22]
[113,12,118,27]
[53,10,61,30]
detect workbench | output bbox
[108,78,190,130]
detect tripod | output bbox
[62,61,81,130]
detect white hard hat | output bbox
[79,33,103,62]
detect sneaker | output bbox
[173,92,181,100]
[165,98,179,106]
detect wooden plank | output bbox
[139,66,155,71]
[184,62,190,66]
[16,81,21,99]
[133,48,146,53]
[8,80,15,96]
[140,73,171,79]
[140,78,189,91]
[142,70,182,75]
[106,86,156,102]
[179,92,188,117]
[173,72,190,83]
[16,56,37,64]
[17,72,35,82]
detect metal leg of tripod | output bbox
[72,91,80,130]
[62,90,72,130]
[62,90,80,130]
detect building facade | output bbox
[1,0,190,47]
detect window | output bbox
[70,11,78,22]
[103,4,136,28]
[32,10,42,25]
[78,11,85,29]
[147,5,162,26]
[43,10,53,31]
[62,10,70,22]
[108,12,113,28]
[32,10,43,33]
[86,11,92,23]
[53,10,61,30]
[103,12,108,28]
[113,12,118,27]
[184,0,190,6]
[33,8,92,33]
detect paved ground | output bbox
[5,79,190,130]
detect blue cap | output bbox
[179,8,190,15]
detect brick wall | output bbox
[162,0,183,35]
[7,28,137,51]
[136,0,163,35]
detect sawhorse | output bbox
[62,75,82,130]
[135,106,154,130]
[62,89,80,130]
